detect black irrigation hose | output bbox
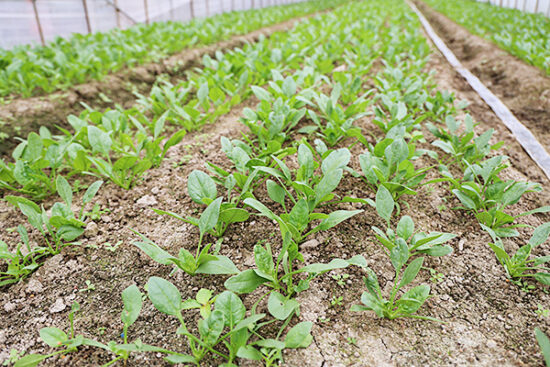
[406,0,550,181]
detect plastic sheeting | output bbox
[0,0,305,49]
[481,0,550,15]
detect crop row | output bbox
[0,0,343,100]
[2,0,550,366]
[423,0,550,75]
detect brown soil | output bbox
[0,13,316,156]
[413,0,550,155]
[1,10,550,367]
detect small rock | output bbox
[486,339,497,349]
[151,187,160,194]
[49,298,66,314]
[0,330,6,344]
[458,238,465,252]
[3,302,16,312]
[301,239,319,249]
[84,222,99,238]
[136,195,158,208]
[26,279,44,294]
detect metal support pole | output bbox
[82,0,92,33]
[190,0,195,18]
[144,0,149,24]
[31,0,45,46]
[206,0,210,16]
[231,0,235,11]
[114,0,121,27]
[534,0,540,12]
[169,0,175,20]
[522,0,526,11]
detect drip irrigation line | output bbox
[406,0,550,181]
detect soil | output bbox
[1,6,550,367]
[0,12,319,156]
[413,0,550,155]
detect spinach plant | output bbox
[225,233,367,297]
[245,149,362,243]
[428,114,502,168]
[0,226,37,287]
[352,215,454,321]
[450,156,547,237]
[154,169,251,237]
[359,135,432,202]
[5,177,102,256]
[298,84,369,146]
[132,198,239,276]
[483,222,550,285]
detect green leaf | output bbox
[214,291,245,328]
[390,239,409,272]
[188,170,217,204]
[18,203,43,231]
[237,345,263,361]
[146,277,182,316]
[197,83,209,105]
[317,210,363,231]
[56,176,72,207]
[57,225,84,241]
[233,314,265,331]
[399,257,424,288]
[121,284,142,327]
[397,284,430,315]
[297,144,315,179]
[452,189,476,210]
[254,244,274,280]
[314,169,343,204]
[14,354,48,367]
[40,327,68,348]
[199,197,222,236]
[534,272,550,285]
[268,292,300,320]
[285,322,313,349]
[529,222,550,247]
[251,86,271,101]
[298,258,349,273]
[82,180,103,205]
[321,148,351,174]
[23,133,43,161]
[376,185,394,222]
[199,310,225,346]
[282,76,297,97]
[219,208,249,224]
[535,328,550,366]
[88,126,112,155]
[196,255,239,275]
[164,354,197,364]
[358,291,384,317]
[266,180,286,206]
[488,242,510,268]
[396,216,414,240]
[132,235,176,265]
[243,198,279,222]
[289,198,310,231]
[224,269,268,294]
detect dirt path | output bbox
[0,12,319,156]
[414,0,550,155]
